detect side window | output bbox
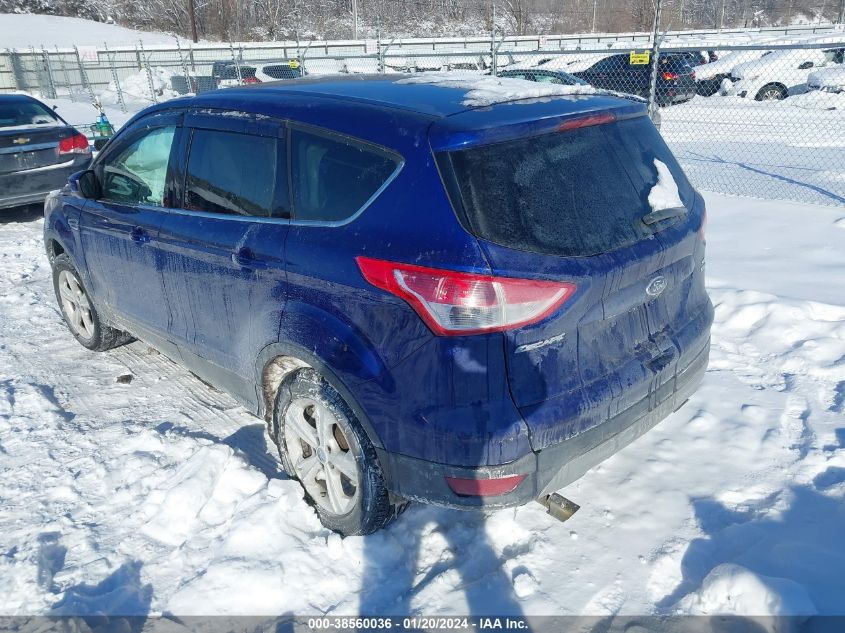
[101,126,176,206]
[290,127,399,223]
[534,74,563,84]
[263,64,302,79]
[184,128,284,218]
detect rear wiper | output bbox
[642,206,687,226]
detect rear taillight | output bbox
[59,133,90,155]
[356,257,576,336]
[446,474,525,497]
[558,111,616,132]
[691,70,696,80]
[242,76,261,84]
[662,71,679,81]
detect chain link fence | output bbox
[2,37,844,205]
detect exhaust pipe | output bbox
[537,493,580,523]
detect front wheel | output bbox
[52,254,132,351]
[272,368,404,535]
[756,83,786,101]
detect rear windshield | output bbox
[263,64,303,79]
[440,115,693,258]
[0,99,60,129]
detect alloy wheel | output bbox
[284,396,360,515]
[58,270,95,340]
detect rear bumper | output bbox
[377,340,709,508]
[0,156,89,210]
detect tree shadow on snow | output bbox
[155,420,283,480]
[359,505,531,618]
[657,470,845,617]
[50,559,152,631]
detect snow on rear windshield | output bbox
[397,72,637,107]
[648,159,685,212]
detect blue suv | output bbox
[44,76,713,535]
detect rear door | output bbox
[437,113,710,450]
[156,109,289,404]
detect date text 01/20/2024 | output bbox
[306,618,529,630]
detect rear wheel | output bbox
[271,368,403,535]
[756,83,786,101]
[52,254,132,351]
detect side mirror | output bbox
[798,61,814,70]
[68,169,101,199]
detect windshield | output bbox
[439,115,694,258]
[0,99,60,129]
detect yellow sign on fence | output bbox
[629,51,650,65]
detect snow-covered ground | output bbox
[1,192,843,617]
[0,14,189,48]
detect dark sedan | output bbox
[497,68,588,86]
[574,53,697,106]
[1,94,92,210]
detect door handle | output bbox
[130,227,150,244]
[232,248,267,270]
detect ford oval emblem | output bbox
[646,275,667,297]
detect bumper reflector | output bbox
[445,474,526,497]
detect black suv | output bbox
[575,53,697,106]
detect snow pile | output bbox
[787,90,845,110]
[100,67,178,104]
[681,564,817,619]
[398,72,614,107]
[647,159,684,211]
[0,13,187,49]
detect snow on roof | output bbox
[397,71,632,107]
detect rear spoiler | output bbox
[429,97,647,152]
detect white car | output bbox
[808,65,845,93]
[216,62,304,88]
[694,50,770,96]
[722,47,845,101]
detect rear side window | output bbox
[263,64,302,79]
[184,129,282,217]
[290,127,399,222]
[441,115,693,258]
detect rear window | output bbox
[263,64,303,79]
[0,99,59,128]
[290,127,399,223]
[440,115,693,258]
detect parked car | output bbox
[497,68,587,85]
[215,61,304,87]
[44,76,712,535]
[574,53,697,106]
[723,47,845,100]
[693,50,771,96]
[1,94,91,211]
[808,65,845,93]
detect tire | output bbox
[52,254,132,352]
[755,83,786,101]
[271,368,403,535]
